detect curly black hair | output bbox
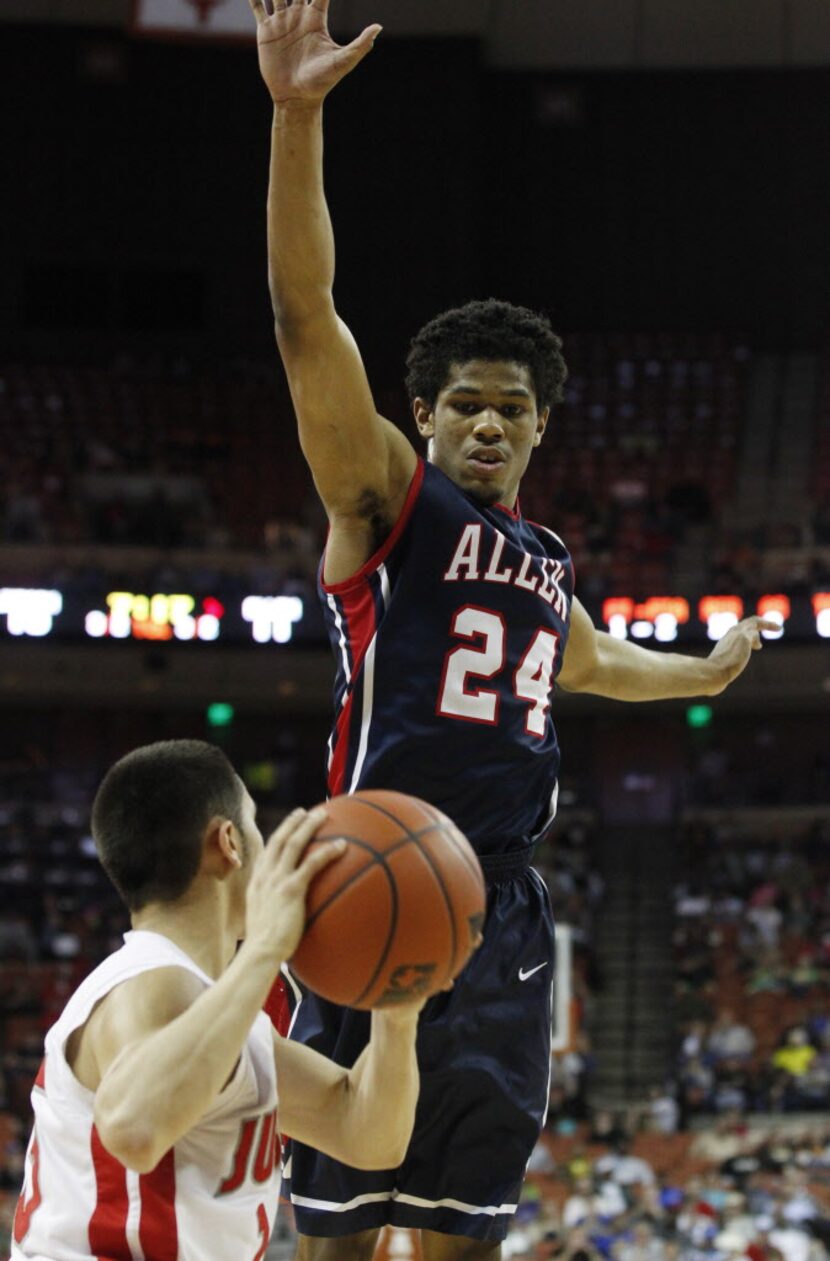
[405,298,568,411]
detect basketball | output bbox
[289,790,486,1010]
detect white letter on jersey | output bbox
[443,524,482,582]
[483,531,515,584]
[537,559,568,617]
[514,552,540,594]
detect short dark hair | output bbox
[405,298,568,410]
[91,740,245,912]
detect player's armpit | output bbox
[277,308,417,526]
[78,966,205,1089]
[556,596,601,693]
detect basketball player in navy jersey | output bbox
[249,3,775,1257]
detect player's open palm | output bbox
[248,0,381,105]
[245,807,344,964]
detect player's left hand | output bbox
[704,615,779,694]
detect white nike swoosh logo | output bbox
[518,962,548,981]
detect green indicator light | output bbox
[207,702,235,728]
[686,704,713,729]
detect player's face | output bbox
[414,360,549,508]
[236,787,265,875]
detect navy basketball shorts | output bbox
[282,858,555,1242]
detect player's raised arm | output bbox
[558,597,778,700]
[249,0,417,572]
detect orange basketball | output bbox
[289,790,486,1010]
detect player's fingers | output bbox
[273,807,329,871]
[295,838,347,884]
[340,24,382,63]
[266,807,307,851]
[264,807,323,865]
[248,0,268,21]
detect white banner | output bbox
[130,0,256,40]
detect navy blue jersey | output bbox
[319,459,573,855]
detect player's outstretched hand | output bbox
[245,807,345,965]
[705,615,779,694]
[248,0,381,106]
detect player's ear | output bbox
[413,397,435,440]
[533,407,550,448]
[208,817,243,875]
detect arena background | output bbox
[1,2,829,1257]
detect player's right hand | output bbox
[248,0,381,106]
[245,807,345,965]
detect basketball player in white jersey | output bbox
[11,739,423,1261]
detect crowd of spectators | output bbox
[5,334,826,607]
[502,1114,830,1261]
[673,820,830,1118]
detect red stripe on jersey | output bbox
[89,1126,130,1261]
[263,975,290,1037]
[326,583,380,796]
[139,1148,178,1261]
[34,1058,46,1090]
[327,691,355,797]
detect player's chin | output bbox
[459,470,508,505]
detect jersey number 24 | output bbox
[437,605,559,736]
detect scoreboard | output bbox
[0,585,827,647]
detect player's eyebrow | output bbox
[446,385,532,398]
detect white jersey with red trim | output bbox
[11,930,280,1261]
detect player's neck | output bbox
[131,891,241,980]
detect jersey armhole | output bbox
[320,458,425,596]
[51,963,210,1106]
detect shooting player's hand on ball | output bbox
[248,0,381,105]
[245,808,345,965]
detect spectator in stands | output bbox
[644,1085,680,1135]
[771,1028,817,1079]
[678,1055,715,1114]
[690,1114,748,1165]
[589,1109,629,1148]
[613,1220,666,1261]
[707,1008,756,1066]
[594,1139,657,1194]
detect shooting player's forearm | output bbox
[339,1009,421,1169]
[268,103,335,330]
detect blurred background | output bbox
[1,1,830,1258]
